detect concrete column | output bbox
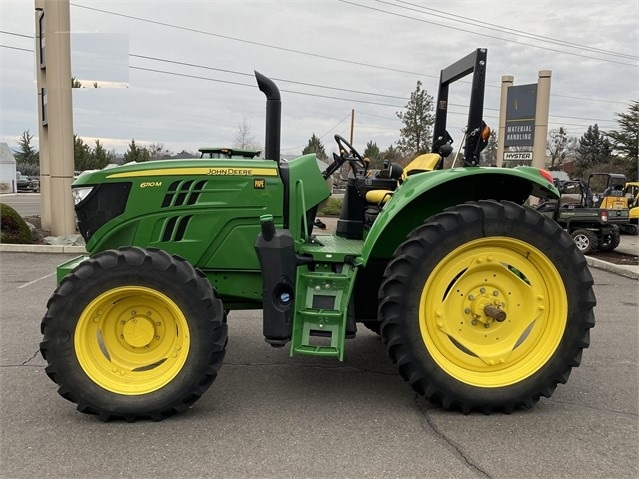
[532,70,551,170]
[35,0,50,229]
[35,0,75,236]
[496,75,513,167]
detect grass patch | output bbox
[318,197,342,216]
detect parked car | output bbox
[16,173,40,192]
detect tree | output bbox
[233,116,259,150]
[124,139,151,163]
[575,124,612,176]
[71,76,82,88]
[73,134,91,171]
[547,127,577,170]
[172,150,198,159]
[91,139,114,170]
[302,133,327,160]
[606,101,638,180]
[480,130,498,166]
[15,130,39,170]
[396,80,435,158]
[363,140,382,169]
[148,143,172,160]
[381,144,404,165]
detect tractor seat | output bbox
[364,153,442,205]
[402,153,442,179]
[362,163,403,205]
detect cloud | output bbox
[1,0,637,157]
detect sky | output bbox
[1,0,638,158]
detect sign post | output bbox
[497,71,551,169]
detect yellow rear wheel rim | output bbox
[74,286,190,395]
[419,237,567,388]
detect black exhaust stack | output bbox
[255,71,281,162]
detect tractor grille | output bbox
[160,215,193,242]
[161,180,207,208]
[75,182,132,241]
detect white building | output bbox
[0,143,17,193]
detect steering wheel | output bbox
[334,134,367,174]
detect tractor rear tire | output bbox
[379,200,595,414]
[598,225,621,252]
[40,247,227,421]
[571,229,598,254]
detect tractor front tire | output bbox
[40,247,227,421]
[379,200,595,414]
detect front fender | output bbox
[359,166,558,263]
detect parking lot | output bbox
[0,250,637,478]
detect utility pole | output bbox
[35,0,75,235]
[349,109,355,144]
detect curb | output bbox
[585,256,639,280]
[0,244,86,254]
[1,244,637,280]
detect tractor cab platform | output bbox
[299,234,364,263]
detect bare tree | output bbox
[148,143,172,160]
[233,116,259,149]
[547,127,577,170]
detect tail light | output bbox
[538,169,554,184]
[599,210,608,222]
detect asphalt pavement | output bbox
[1,193,638,478]
[1,250,638,478]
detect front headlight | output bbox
[72,186,94,205]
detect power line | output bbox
[1,41,614,137]
[5,27,630,108]
[391,0,638,61]
[338,0,638,68]
[69,3,438,79]
[131,53,409,101]
[0,30,33,39]
[129,65,407,108]
[2,41,625,125]
[0,44,33,53]
[282,113,352,152]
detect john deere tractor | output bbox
[40,49,596,421]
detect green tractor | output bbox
[40,49,596,421]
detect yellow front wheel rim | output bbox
[74,286,190,395]
[420,237,567,388]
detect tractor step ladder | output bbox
[290,265,356,360]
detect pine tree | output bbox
[74,134,92,171]
[124,139,151,163]
[15,130,39,165]
[90,139,114,169]
[396,80,435,158]
[576,124,612,174]
[606,101,638,180]
[302,133,327,160]
[363,140,382,168]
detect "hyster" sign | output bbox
[504,152,533,161]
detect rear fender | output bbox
[359,166,558,263]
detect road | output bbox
[0,252,637,478]
[0,192,41,217]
